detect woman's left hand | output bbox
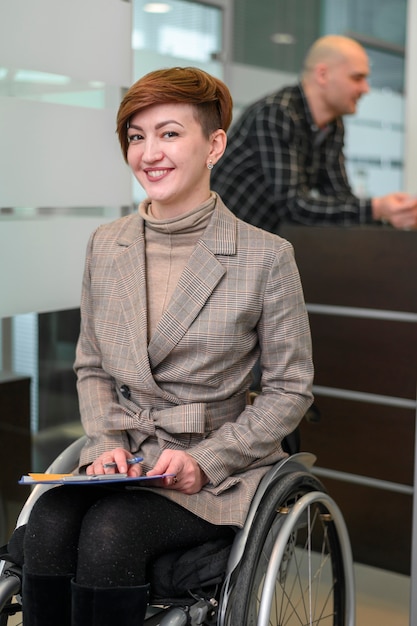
[147,449,209,494]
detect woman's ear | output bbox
[208,129,227,166]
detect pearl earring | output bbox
[207,160,214,170]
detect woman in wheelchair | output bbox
[8,67,314,625]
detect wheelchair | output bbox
[0,435,355,626]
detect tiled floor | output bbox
[5,562,411,625]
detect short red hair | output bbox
[116,67,233,162]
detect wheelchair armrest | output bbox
[15,436,87,529]
[44,436,87,474]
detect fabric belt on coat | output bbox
[103,393,247,437]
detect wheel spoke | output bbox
[225,474,353,626]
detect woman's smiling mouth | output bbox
[146,169,171,179]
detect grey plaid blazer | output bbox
[74,195,313,527]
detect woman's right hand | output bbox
[86,448,143,477]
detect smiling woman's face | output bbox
[127,102,217,219]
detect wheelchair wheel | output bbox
[0,568,21,626]
[224,471,354,626]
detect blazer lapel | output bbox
[148,198,237,368]
[113,199,237,377]
[148,242,225,367]
[112,222,157,391]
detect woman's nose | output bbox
[142,139,163,163]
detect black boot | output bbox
[22,567,72,626]
[71,579,149,626]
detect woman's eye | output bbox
[127,134,143,143]
[163,131,179,139]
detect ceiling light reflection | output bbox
[143,3,171,13]
[270,33,296,45]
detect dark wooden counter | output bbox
[0,372,31,501]
[280,225,417,574]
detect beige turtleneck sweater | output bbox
[139,194,216,341]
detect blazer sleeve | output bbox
[187,240,314,486]
[74,229,130,465]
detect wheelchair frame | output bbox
[0,438,355,626]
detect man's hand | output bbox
[372,193,417,229]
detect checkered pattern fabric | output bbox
[211,84,372,234]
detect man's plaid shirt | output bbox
[211,84,373,234]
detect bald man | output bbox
[211,35,417,232]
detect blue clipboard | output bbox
[19,473,176,486]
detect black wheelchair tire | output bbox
[224,470,349,626]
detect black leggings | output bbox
[23,486,234,587]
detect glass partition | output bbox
[232,0,322,73]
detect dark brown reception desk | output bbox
[280,225,417,575]
[0,371,31,542]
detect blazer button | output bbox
[120,384,131,400]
